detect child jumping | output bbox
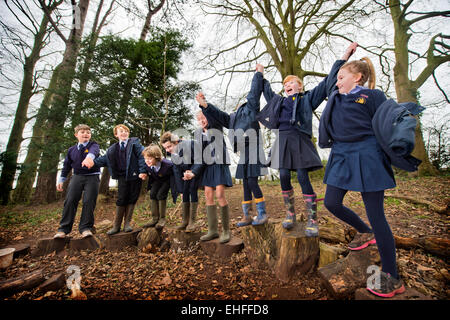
[198,68,268,227]
[318,48,405,298]
[257,42,357,236]
[185,104,233,244]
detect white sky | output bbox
[0,0,449,181]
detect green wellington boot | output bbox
[143,199,159,228]
[155,199,167,229]
[176,202,190,230]
[123,204,135,232]
[107,206,126,235]
[200,205,219,241]
[219,205,231,243]
[185,202,198,232]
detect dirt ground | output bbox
[0,175,448,300]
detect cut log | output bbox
[385,194,449,215]
[199,237,244,259]
[32,237,71,256]
[137,227,161,253]
[68,236,101,252]
[38,273,66,293]
[394,235,450,258]
[240,219,319,282]
[3,243,31,258]
[319,242,346,268]
[275,222,320,282]
[318,245,380,299]
[240,219,283,269]
[0,269,45,297]
[355,287,433,300]
[319,216,356,244]
[104,229,142,250]
[167,228,204,252]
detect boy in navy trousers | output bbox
[54,124,100,239]
[85,124,146,235]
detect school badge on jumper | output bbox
[355,97,366,104]
[85,149,89,153]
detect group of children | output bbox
[53,42,407,298]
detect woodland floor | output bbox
[0,175,449,300]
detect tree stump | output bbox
[318,245,381,299]
[2,243,31,259]
[355,287,433,300]
[137,227,161,253]
[199,237,244,259]
[32,237,71,256]
[38,273,66,293]
[275,222,320,282]
[68,236,101,252]
[167,227,204,252]
[240,219,319,282]
[0,269,45,297]
[104,229,142,250]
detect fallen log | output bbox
[0,269,45,297]
[104,229,142,250]
[385,194,449,215]
[200,237,244,259]
[318,245,380,299]
[319,216,356,244]
[394,235,450,258]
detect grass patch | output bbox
[0,207,60,229]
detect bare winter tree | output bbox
[0,0,63,205]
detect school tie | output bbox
[120,141,125,151]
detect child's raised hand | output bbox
[256,63,264,74]
[196,92,207,108]
[183,170,195,181]
[342,42,358,61]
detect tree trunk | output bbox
[12,65,62,204]
[0,11,51,205]
[390,0,439,176]
[98,168,110,195]
[33,0,90,204]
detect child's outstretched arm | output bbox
[259,64,276,103]
[306,42,358,110]
[196,92,231,128]
[246,64,264,113]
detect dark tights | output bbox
[243,176,263,201]
[324,184,398,279]
[279,168,314,195]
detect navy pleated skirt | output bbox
[324,136,396,192]
[201,164,233,188]
[269,130,323,171]
[235,140,268,179]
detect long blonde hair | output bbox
[341,57,376,89]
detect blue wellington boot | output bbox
[237,201,253,227]
[252,197,268,226]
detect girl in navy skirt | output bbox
[184,103,233,244]
[318,49,405,298]
[198,68,268,227]
[160,131,204,232]
[257,43,358,235]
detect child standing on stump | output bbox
[184,104,233,244]
[197,67,268,227]
[257,42,357,236]
[87,124,146,235]
[54,124,100,239]
[318,50,405,298]
[141,144,176,230]
[160,131,204,232]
